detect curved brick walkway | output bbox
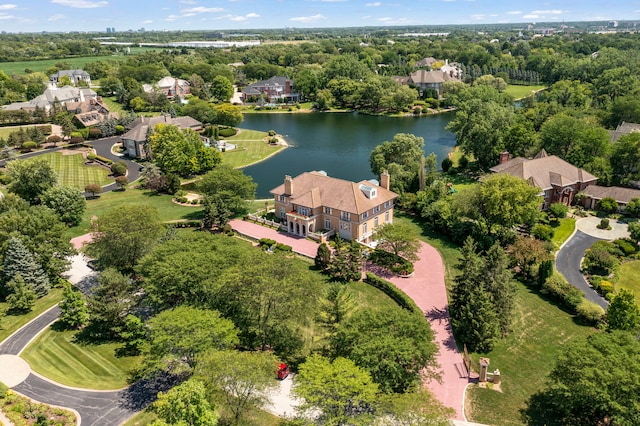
[229,220,468,420]
[385,242,468,420]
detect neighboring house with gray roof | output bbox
[490,150,598,209]
[270,170,397,244]
[2,86,97,114]
[581,185,640,212]
[142,77,190,99]
[408,70,459,97]
[241,76,298,103]
[121,115,202,159]
[609,121,640,142]
[50,69,91,86]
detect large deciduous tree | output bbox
[59,282,88,329]
[40,185,86,226]
[153,379,219,426]
[523,331,640,426]
[196,350,278,425]
[330,306,438,393]
[198,164,256,227]
[606,289,640,332]
[213,104,243,127]
[294,354,378,425]
[209,75,234,103]
[371,222,422,263]
[369,133,424,194]
[145,306,239,371]
[86,205,164,273]
[478,174,541,232]
[6,157,58,204]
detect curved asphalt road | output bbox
[0,305,60,355]
[555,229,608,309]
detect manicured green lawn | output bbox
[65,188,204,239]
[40,152,113,190]
[0,48,159,76]
[0,124,51,140]
[221,129,285,168]
[505,85,547,100]
[466,283,595,425]
[21,325,141,390]
[617,260,640,301]
[0,289,62,343]
[122,409,158,426]
[551,217,576,250]
[101,96,125,113]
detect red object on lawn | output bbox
[277,363,290,380]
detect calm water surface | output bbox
[240,112,456,198]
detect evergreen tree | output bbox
[314,242,332,270]
[3,236,50,296]
[87,268,137,338]
[6,274,36,312]
[317,283,357,336]
[449,237,500,352]
[483,243,516,335]
[327,238,362,282]
[59,282,88,329]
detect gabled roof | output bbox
[122,115,202,142]
[490,152,597,190]
[610,121,640,142]
[156,76,190,89]
[409,70,458,85]
[246,76,293,89]
[270,171,397,215]
[582,185,640,205]
[50,69,90,79]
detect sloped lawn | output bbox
[617,260,640,303]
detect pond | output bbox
[240,112,456,198]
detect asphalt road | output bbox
[0,305,60,355]
[555,230,609,309]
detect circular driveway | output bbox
[574,216,630,240]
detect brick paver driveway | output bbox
[230,219,320,258]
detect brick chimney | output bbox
[499,151,510,165]
[284,175,293,195]
[380,170,390,190]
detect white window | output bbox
[324,219,331,229]
[280,207,286,219]
[361,211,369,220]
[340,221,351,231]
[373,205,381,214]
[324,207,332,214]
[385,211,390,223]
[279,195,286,202]
[363,222,368,235]
[374,217,379,227]
[341,212,351,221]
[384,200,392,208]
[298,207,311,216]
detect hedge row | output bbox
[368,249,414,275]
[364,272,422,315]
[94,155,113,165]
[258,238,292,253]
[218,127,237,137]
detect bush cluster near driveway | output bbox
[39,151,112,190]
[0,387,76,426]
[21,324,141,390]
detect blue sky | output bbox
[0,0,635,33]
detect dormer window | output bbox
[360,184,377,199]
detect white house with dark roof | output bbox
[270,171,397,244]
[2,86,97,114]
[50,69,91,86]
[142,77,191,99]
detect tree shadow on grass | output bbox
[119,370,186,412]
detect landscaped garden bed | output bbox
[0,386,76,426]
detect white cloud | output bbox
[529,9,563,14]
[179,0,196,3]
[183,12,196,17]
[0,13,14,19]
[523,14,539,19]
[366,2,381,6]
[51,0,108,8]
[142,19,152,24]
[471,14,485,20]
[182,6,224,13]
[0,4,17,10]
[246,13,259,18]
[48,13,65,21]
[289,13,327,22]
[377,16,410,24]
[165,14,178,21]
[506,10,521,15]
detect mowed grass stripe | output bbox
[22,327,140,390]
[39,152,112,190]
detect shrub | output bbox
[576,300,605,324]
[218,127,237,137]
[259,238,276,250]
[589,275,603,290]
[84,183,102,197]
[364,272,421,315]
[542,272,584,310]
[175,190,187,197]
[626,197,640,218]
[47,135,61,144]
[368,249,414,275]
[597,197,618,214]
[69,136,85,146]
[614,239,637,256]
[458,155,469,169]
[115,125,125,134]
[274,243,292,252]
[599,280,615,297]
[584,246,618,275]
[86,153,96,162]
[532,223,553,241]
[268,130,276,136]
[176,196,188,203]
[548,202,568,220]
[110,161,127,176]
[441,157,453,173]
[88,127,102,139]
[21,141,37,151]
[115,176,129,190]
[597,218,610,229]
[222,223,233,235]
[94,154,113,165]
